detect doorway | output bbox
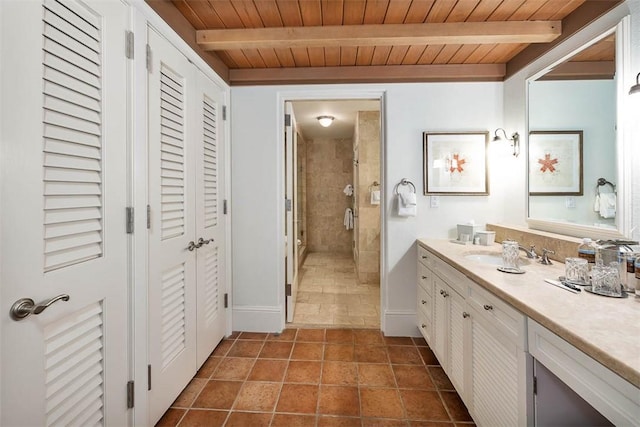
[284,98,382,328]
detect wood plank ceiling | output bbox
[151,0,622,85]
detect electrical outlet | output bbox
[565,196,576,208]
[430,195,440,208]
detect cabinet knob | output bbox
[463,312,470,318]
[442,291,449,298]
[421,255,428,259]
[421,324,426,329]
[483,304,493,311]
[421,275,427,280]
[421,299,427,305]
[439,289,444,295]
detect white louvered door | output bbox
[195,70,226,366]
[0,1,130,425]
[147,28,198,425]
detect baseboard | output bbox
[232,305,283,332]
[383,310,420,337]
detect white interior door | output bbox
[284,102,297,322]
[194,70,226,366]
[1,0,130,425]
[147,28,197,425]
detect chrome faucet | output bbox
[518,244,538,259]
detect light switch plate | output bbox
[430,195,440,208]
[565,196,576,208]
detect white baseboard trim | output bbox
[232,305,283,332]
[383,310,420,337]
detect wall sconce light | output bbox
[493,128,520,157]
[317,115,335,127]
[629,72,640,95]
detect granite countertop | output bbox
[417,238,640,388]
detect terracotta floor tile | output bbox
[155,408,185,427]
[322,361,358,385]
[418,347,440,365]
[211,357,254,381]
[291,342,324,360]
[400,390,450,421]
[247,359,288,382]
[297,328,326,342]
[226,340,263,358]
[387,346,423,365]
[211,340,233,357]
[225,411,272,427]
[324,344,356,362]
[285,360,322,383]
[192,380,242,409]
[360,387,405,418]
[384,336,415,346]
[178,409,227,427]
[362,418,409,427]
[271,413,317,427]
[318,415,362,427]
[354,329,384,345]
[428,367,455,391]
[268,328,298,341]
[234,381,281,411]
[277,384,319,414]
[227,331,241,339]
[318,385,360,416]
[358,363,396,387]
[409,422,454,427]
[326,328,355,343]
[238,332,269,340]
[441,392,473,422]
[393,365,435,389]
[171,378,207,407]
[259,341,294,359]
[412,337,428,347]
[194,356,223,379]
[355,345,389,363]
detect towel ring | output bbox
[369,181,380,191]
[394,178,416,195]
[596,177,616,194]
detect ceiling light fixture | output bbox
[317,115,335,127]
[629,72,640,95]
[493,128,520,157]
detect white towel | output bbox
[370,190,380,205]
[397,191,417,217]
[343,184,353,196]
[598,193,616,218]
[344,208,354,230]
[593,194,600,212]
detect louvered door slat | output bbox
[43,50,100,89]
[203,248,219,326]
[44,0,100,32]
[44,81,101,113]
[45,194,101,210]
[203,96,218,229]
[43,8,99,53]
[45,138,101,159]
[44,110,101,136]
[45,125,101,148]
[44,96,100,125]
[161,264,186,368]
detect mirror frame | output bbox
[525,15,632,240]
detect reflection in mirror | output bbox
[527,27,623,238]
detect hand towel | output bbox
[593,194,600,212]
[598,193,616,219]
[343,184,353,196]
[344,208,354,230]
[397,192,417,217]
[370,190,380,205]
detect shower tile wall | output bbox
[306,137,353,253]
[296,131,307,250]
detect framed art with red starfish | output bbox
[423,131,489,195]
[528,131,583,195]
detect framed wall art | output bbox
[423,131,489,195]
[528,131,583,195]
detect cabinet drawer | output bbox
[431,256,470,297]
[417,263,432,295]
[416,306,432,344]
[417,283,433,319]
[467,282,526,348]
[417,244,434,268]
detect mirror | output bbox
[526,21,628,240]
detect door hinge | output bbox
[146,44,152,72]
[125,31,134,59]
[126,207,134,234]
[146,205,151,229]
[285,283,292,297]
[284,113,291,127]
[285,199,292,212]
[223,199,228,215]
[533,376,537,395]
[126,381,134,408]
[224,293,228,308]
[148,365,152,391]
[222,105,227,121]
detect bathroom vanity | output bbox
[416,239,639,427]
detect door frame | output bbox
[275,89,387,331]
[130,3,233,426]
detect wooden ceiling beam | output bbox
[197,21,561,51]
[538,61,615,80]
[228,63,506,85]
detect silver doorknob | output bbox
[187,241,198,251]
[10,294,70,321]
[198,237,213,246]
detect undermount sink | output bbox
[464,251,530,266]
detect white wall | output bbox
[231,82,513,334]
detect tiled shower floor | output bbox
[156,328,475,427]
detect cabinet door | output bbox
[469,305,521,427]
[432,275,449,369]
[448,287,467,397]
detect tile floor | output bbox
[292,252,380,328]
[156,328,475,427]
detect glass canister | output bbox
[502,240,520,270]
[635,258,640,297]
